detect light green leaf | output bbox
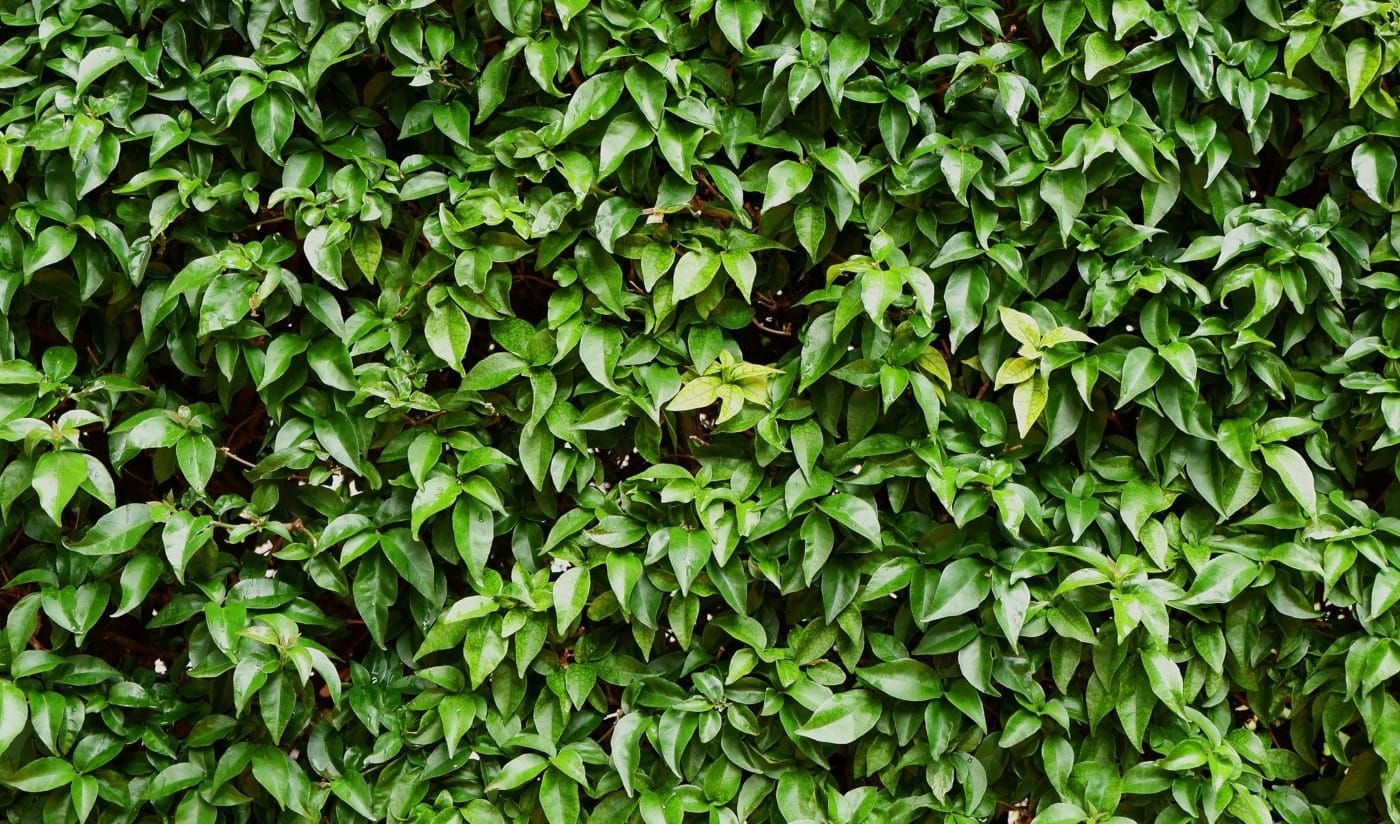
[1013,374,1049,438]
[668,375,724,411]
[995,356,1037,389]
[998,306,1042,348]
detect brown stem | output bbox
[751,319,792,336]
[218,446,258,469]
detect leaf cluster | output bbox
[2,0,1400,822]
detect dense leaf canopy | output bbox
[2,0,1400,822]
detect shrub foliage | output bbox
[2,0,1400,821]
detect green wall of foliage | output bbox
[2,0,1400,821]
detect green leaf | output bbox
[1345,38,1381,108]
[538,768,580,824]
[22,226,77,277]
[721,250,757,299]
[308,22,362,87]
[380,528,437,599]
[672,249,723,302]
[856,659,942,701]
[1036,803,1090,824]
[826,33,869,101]
[764,160,814,211]
[1083,32,1126,81]
[329,771,376,819]
[143,762,205,801]
[1042,0,1086,52]
[114,553,163,617]
[919,558,992,621]
[303,224,347,289]
[797,690,882,744]
[176,434,216,494]
[1,757,75,792]
[941,150,982,205]
[1141,646,1185,714]
[600,112,652,176]
[0,680,27,755]
[560,71,624,136]
[715,0,764,51]
[75,46,126,96]
[1260,444,1316,514]
[489,753,550,791]
[1041,169,1086,239]
[816,494,882,547]
[463,352,528,390]
[1216,419,1256,470]
[410,474,459,536]
[32,450,89,523]
[1116,348,1163,407]
[426,302,471,373]
[251,90,294,158]
[1179,554,1261,606]
[251,745,309,815]
[1353,141,1396,204]
[946,267,989,350]
[553,565,590,634]
[612,712,647,797]
[256,334,308,390]
[40,582,108,643]
[667,528,709,596]
[163,511,213,583]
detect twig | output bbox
[512,273,557,289]
[218,446,258,469]
[751,319,792,336]
[406,410,447,427]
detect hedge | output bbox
[2,0,1400,822]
